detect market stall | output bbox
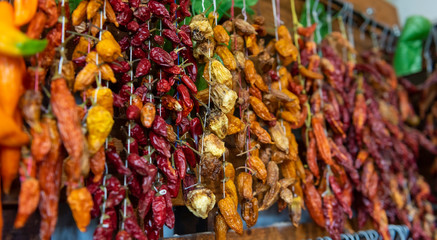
[0,0,436,239]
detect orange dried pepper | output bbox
[14,177,40,228]
[249,121,273,144]
[141,102,156,128]
[249,96,275,121]
[67,187,93,232]
[311,113,333,165]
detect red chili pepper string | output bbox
[231,0,235,20]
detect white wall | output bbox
[388,0,437,26]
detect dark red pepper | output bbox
[134,6,151,22]
[150,132,171,158]
[126,21,139,32]
[162,18,177,32]
[149,0,170,19]
[124,217,147,240]
[127,173,143,199]
[130,123,148,146]
[106,147,132,176]
[174,147,187,179]
[154,35,165,45]
[181,74,197,94]
[128,0,140,8]
[167,177,180,198]
[163,65,181,75]
[177,84,193,108]
[152,115,168,137]
[182,143,197,168]
[127,153,151,176]
[178,30,192,48]
[109,0,126,12]
[144,214,160,240]
[119,83,132,101]
[161,185,175,229]
[131,25,150,47]
[163,29,180,44]
[132,47,146,59]
[180,0,191,17]
[156,154,178,182]
[116,5,133,26]
[176,117,190,135]
[118,36,130,52]
[125,137,139,155]
[157,79,172,94]
[189,117,202,147]
[138,189,155,219]
[142,164,157,193]
[152,194,166,229]
[115,230,132,240]
[109,61,130,73]
[135,58,151,77]
[180,25,191,34]
[113,92,125,108]
[93,211,116,240]
[105,176,126,208]
[150,47,174,67]
[329,176,352,218]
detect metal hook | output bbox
[379,26,389,50]
[387,25,400,53]
[360,8,373,40]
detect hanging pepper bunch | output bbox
[0,0,436,239]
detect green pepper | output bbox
[0,22,47,56]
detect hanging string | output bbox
[242,0,247,21]
[327,0,332,34]
[57,0,66,74]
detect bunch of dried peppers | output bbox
[0,0,435,240]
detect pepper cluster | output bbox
[0,0,436,240]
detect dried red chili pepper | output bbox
[139,189,154,219]
[177,117,190,135]
[150,47,174,67]
[125,137,139,155]
[161,185,175,229]
[105,176,126,208]
[132,47,146,59]
[126,105,141,121]
[329,175,352,218]
[180,74,197,94]
[161,95,182,112]
[116,5,133,26]
[302,171,325,227]
[179,0,191,17]
[182,144,197,168]
[130,123,148,146]
[109,61,130,73]
[323,191,341,240]
[156,154,178,182]
[135,58,151,78]
[142,164,157,193]
[127,173,143,199]
[150,132,171,158]
[152,115,168,137]
[189,117,203,147]
[127,20,140,32]
[106,147,132,176]
[178,29,193,48]
[152,194,167,229]
[163,29,180,44]
[154,35,165,45]
[174,147,187,179]
[133,6,151,22]
[131,25,150,47]
[124,216,147,240]
[149,0,170,19]
[115,230,131,240]
[157,79,172,94]
[177,84,193,108]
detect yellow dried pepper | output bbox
[86,87,114,116]
[86,105,114,154]
[215,46,236,70]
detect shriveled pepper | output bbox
[87,105,114,154]
[140,102,156,128]
[312,113,333,165]
[14,177,40,228]
[67,187,93,232]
